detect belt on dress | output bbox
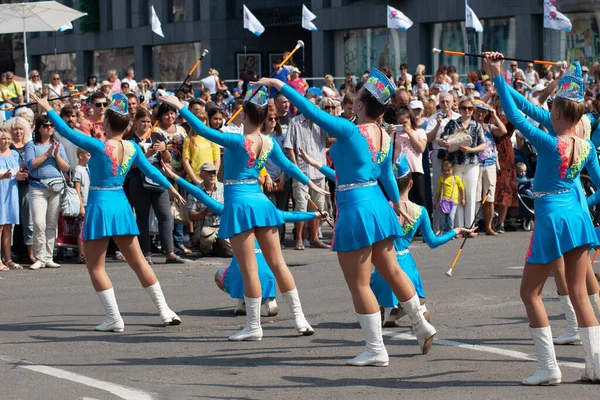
[532,188,570,198]
[224,179,258,186]
[396,249,409,256]
[90,186,123,191]
[336,181,378,192]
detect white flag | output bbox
[465,2,483,33]
[57,22,73,32]
[386,6,413,30]
[243,5,265,36]
[151,5,164,38]
[302,4,318,31]
[544,1,572,32]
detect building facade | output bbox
[19,0,600,86]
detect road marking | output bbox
[0,355,154,400]
[507,266,524,270]
[383,330,584,370]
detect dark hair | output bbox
[400,63,408,70]
[121,82,130,89]
[89,91,106,104]
[305,92,318,101]
[60,104,77,118]
[243,101,268,126]
[231,98,244,113]
[135,108,152,120]
[396,173,412,192]
[383,107,397,125]
[341,92,355,106]
[106,109,131,132]
[442,160,454,170]
[188,98,204,109]
[126,93,138,102]
[396,106,418,130]
[262,107,282,135]
[207,106,224,125]
[553,97,585,124]
[86,74,97,86]
[33,115,54,143]
[356,87,386,120]
[156,103,177,122]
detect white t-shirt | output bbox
[396,73,413,84]
[121,77,139,93]
[73,165,90,206]
[201,76,218,94]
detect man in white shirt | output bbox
[121,68,139,94]
[426,92,460,231]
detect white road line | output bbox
[507,266,524,270]
[0,355,154,400]
[383,330,584,369]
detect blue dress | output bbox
[280,84,402,252]
[47,111,172,241]
[179,107,310,239]
[495,75,600,264]
[0,150,20,225]
[176,177,315,300]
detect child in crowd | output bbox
[516,162,534,198]
[73,148,91,264]
[434,160,465,233]
[0,128,22,270]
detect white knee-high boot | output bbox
[95,288,125,332]
[400,294,436,354]
[580,326,600,382]
[145,281,181,325]
[282,288,314,335]
[553,295,582,345]
[347,312,389,367]
[229,297,263,341]
[522,326,562,385]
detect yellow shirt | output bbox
[259,167,268,190]
[437,175,464,203]
[2,81,23,99]
[182,134,220,181]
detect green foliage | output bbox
[79,0,100,34]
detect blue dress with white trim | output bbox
[47,110,171,241]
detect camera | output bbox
[441,113,448,119]
[140,95,145,102]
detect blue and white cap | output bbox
[108,93,129,116]
[363,67,396,105]
[393,152,411,180]
[244,85,268,107]
[556,61,585,103]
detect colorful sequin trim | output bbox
[104,142,119,176]
[525,220,536,261]
[254,135,273,170]
[402,203,422,235]
[556,138,569,179]
[244,138,256,168]
[358,125,390,164]
[119,141,135,175]
[566,140,590,179]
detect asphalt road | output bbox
[1,228,599,400]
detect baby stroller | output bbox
[516,177,535,231]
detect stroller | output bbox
[484,177,535,232]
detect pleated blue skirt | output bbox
[84,189,139,241]
[222,246,277,299]
[370,251,425,307]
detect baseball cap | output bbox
[292,67,301,74]
[200,162,217,172]
[409,100,424,110]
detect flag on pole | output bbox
[243,5,265,36]
[302,4,318,31]
[465,2,483,33]
[57,22,73,32]
[544,0,572,32]
[151,5,164,38]
[386,5,413,30]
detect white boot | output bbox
[580,326,600,382]
[234,299,246,315]
[522,326,562,385]
[95,288,125,332]
[263,297,279,316]
[400,294,436,354]
[590,294,600,317]
[282,288,314,335]
[421,304,431,323]
[145,281,181,325]
[553,295,582,345]
[347,312,389,367]
[382,307,399,328]
[229,297,263,341]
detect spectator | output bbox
[482,79,494,95]
[24,115,69,270]
[284,96,329,250]
[450,73,465,96]
[274,93,292,133]
[525,63,540,86]
[393,88,411,110]
[48,73,64,99]
[15,107,35,132]
[201,68,227,98]
[180,81,195,102]
[128,108,184,264]
[100,80,112,98]
[121,81,131,95]
[57,104,86,172]
[107,69,121,94]
[439,97,485,228]
[340,72,356,97]
[80,92,107,140]
[3,71,24,106]
[0,128,21,270]
[73,148,90,264]
[340,92,356,123]
[434,160,465,233]
[183,108,220,185]
[121,67,139,94]
[396,63,412,86]
[187,163,232,257]
[84,74,100,94]
[213,91,228,112]
[222,99,244,134]
[9,117,33,263]
[505,61,524,85]
[270,60,291,98]
[288,67,308,95]
[27,70,42,97]
[321,74,340,102]
[413,64,426,86]
[126,93,139,119]
[413,74,429,97]
[431,73,452,93]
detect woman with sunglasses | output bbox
[24,116,69,270]
[438,97,486,229]
[33,93,185,332]
[27,70,42,97]
[253,69,436,367]
[525,64,540,87]
[84,75,100,94]
[49,74,64,99]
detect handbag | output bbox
[447,128,473,153]
[171,198,189,224]
[440,176,456,215]
[60,173,81,217]
[143,173,166,192]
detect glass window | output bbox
[126,0,133,29]
[168,0,185,23]
[138,0,149,27]
[93,48,135,79]
[334,28,407,80]
[153,43,203,82]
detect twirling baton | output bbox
[4,91,88,111]
[226,40,305,125]
[176,49,209,95]
[592,248,599,263]
[446,186,492,277]
[306,195,334,230]
[142,121,159,140]
[432,48,562,67]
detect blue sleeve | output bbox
[24,141,35,170]
[493,76,556,154]
[176,177,224,215]
[379,141,401,202]
[277,210,315,223]
[418,207,457,247]
[506,84,552,132]
[132,142,171,190]
[179,106,244,149]
[585,141,600,207]
[319,164,336,181]
[47,110,104,154]
[269,141,310,185]
[280,84,356,141]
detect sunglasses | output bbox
[53,77,60,80]
[42,123,54,128]
[460,106,474,111]
[267,117,277,121]
[95,102,108,108]
[511,64,518,67]
[32,74,40,77]
[324,106,335,111]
